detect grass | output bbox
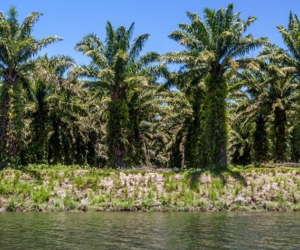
[1,164,300,212]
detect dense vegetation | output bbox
[1,4,300,170]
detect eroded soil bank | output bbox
[1,166,300,212]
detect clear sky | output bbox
[1,0,300,65]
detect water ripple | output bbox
[0,212,300,249]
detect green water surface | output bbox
[0,212,299,249]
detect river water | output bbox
[0,212,299,249]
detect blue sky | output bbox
[1,0,300,65]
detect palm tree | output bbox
[162,3,267,167]
[74,22,166,167]
[0,6,61,167]
[277,12,300,162]
[165,70,205,169]
[25,54,90,165]
[230,68,271,164]
[258,61,298,162]
[233,44,300,163]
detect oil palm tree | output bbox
[230,69,271,164]
[165,70,205,169]
[25,54,90,165]
[258,63,298,162]
[162,3,267,167]
[74,21,166,167]
[0,6,61,167]
[233,44,300,163]
[277,12,300,162]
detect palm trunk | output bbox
[274,107,287,162]
[107,96,130,168]
[0,82,19,167]
[290,127,300,163]
[30,112,48,164]
[253,113,268,163]
[49,119,63,164]
[0,86,9,148]
[202,75,228,167]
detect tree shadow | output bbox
[185,164,247,189]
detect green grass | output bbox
[31,187,51,203]
[1,164,300,212]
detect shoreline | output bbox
[1,165,300,212]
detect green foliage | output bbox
[164,3,267,168]
[202,75,228,166]
[0,4,299,169]
[163,176,178,192]
[75,21,167,168]
[31,187,51,203]
[64,195,78,211]
[0,6,61,168]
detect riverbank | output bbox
[1,165,300,212]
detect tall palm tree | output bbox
[230,68,271,164]
[0,6,61,167]
[74,22,166,167]
[162,3,267,167]
[258,60,299,162]
[233,44,300,163]
[165,70,205,169]
[25,54,91,165]
[277,12,300,162]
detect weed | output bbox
[162,171,175,178]
[31,187,51,203]
[75,176,85,189]
[113,178,123,189]
[211,179,224,192]
[123,187,129,198]
[92,194,107,204]
[166,193,173,203]
[16,182,32,197]
[13,171,21,186]
[234,184,242,196]
[194,199,209,211]
[64,195,78,210]
[184,190,194,205]
[150,183,158,193]
[6,199,16,212]
[133,187,139,198]
[163,177,178,192]
[209,187,217,200]
[147,176,152,186]
[91,177,99,191]
[250,182,255,193]
[277,192,284,204]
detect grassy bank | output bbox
[1,165,300,212]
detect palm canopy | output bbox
[277,12,300,70]
[163,3,268,77]
[0,6,61,84]
[74,22,162,98]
